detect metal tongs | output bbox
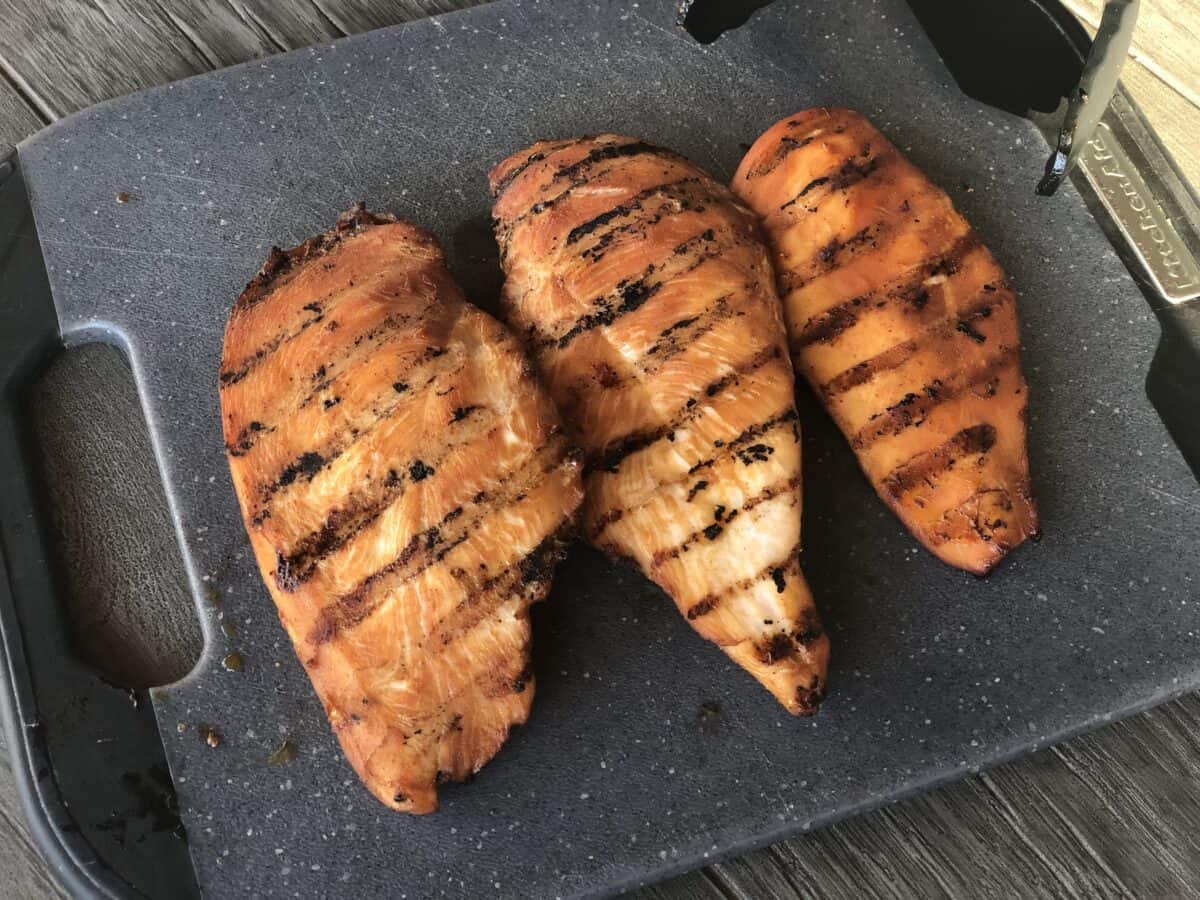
[1037,0,1140,195]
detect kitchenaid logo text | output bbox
[1086,129,1200,298]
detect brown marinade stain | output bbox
[268,740,298,765]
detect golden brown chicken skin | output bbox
[490,137,829,714]
[733,109,1038,575]
[220,205,583,813]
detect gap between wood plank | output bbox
[0,55,55,123]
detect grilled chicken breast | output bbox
[220,205,583,814]
[733,109,1038,574]
[489,137,829,714]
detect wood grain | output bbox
[0,731,68,900]
[0,77,44,150]
[0,1,1197,898]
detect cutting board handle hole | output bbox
[677,0,777,45]
[24,341,204,688]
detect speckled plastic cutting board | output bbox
[16,0,1200,896]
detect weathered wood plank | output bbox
[221,0,343,50]
[0,733,69,900]
[0,1,216,118]
[0,0,490,121]
[1039,694,1200,894]
[638,870,731,900]
[685,695,1200,899]
[0,76,44,149]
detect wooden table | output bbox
[1,1,1197,897]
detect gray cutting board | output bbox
[16,0,1200,896]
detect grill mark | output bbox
[433,566,528,649]
[684,542,803,620]
[219,305,325,387]
[589,344,781,475]
[575,181,734,264]
[492,150,547,197]
[793,302,860,349]
[565,203,632,246]
[589,507,624,533]
[781,176,828,207]
[270,407,496,590]
[781,189,967,297]
[922,487,1015,547]
[224,256,418,393]
[490,142,575,198]
[658,314,701,339]
[651,475,801,570]
[757,605,825,666]
[785,224,882,292]
[230,309,430,457]
[744,131,819,179]
[819,278,1007,410]
[429,523,573,650]
[735,442,775,465]
[252,347,464,524]
[956,299,994,343]
[643,297,733,369]
[500,141,674,232]
[822,338,921,398]
[699,343,778,401]
[759,631,795,663]
[588,407,797,541]
[684,596,719,620]
[791,231,981,349]
[294,309,427,409]
[231,204,398,315]
[226,420,274,457]
[564,297,738,398]
[548,278,665,351]
[850,349,1010,450]
[778,150,891,212]
[544,227,735,352]
[772,567,787,593]
[815,282,999,396]
[306,445,572,646]
[882,424,998,499]
[561,177,700,247]
[275,451,327,491]
[552,139,669,184]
